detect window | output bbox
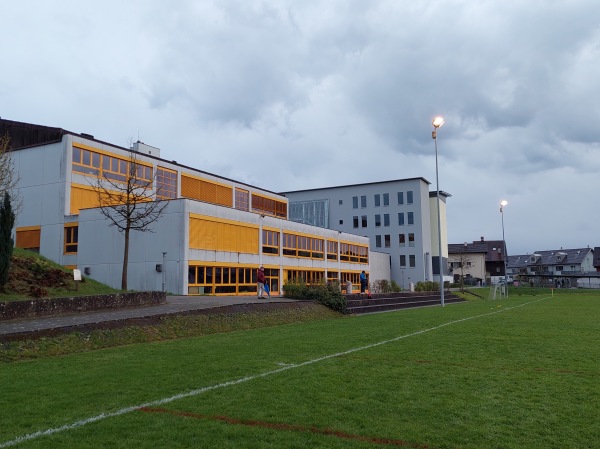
[361,215,367,227]
[374,194,380,207]
[327,241,338,261]
[408,212,414,225]
[339,199,343,205]
[353,216,359,228]
[156,167,178,199]
[383,214,390,227]
[407,191,413,204]
[384,235,390,248]
[262,229,279,254]
[352,196,358,209]
[375,235,381,248]
[235,188,250,211]
[64,225,78,254]
[360,195,367,208]
[339,219,343,225]
[375,214,381,227]
[400,255,406,267]
[409,255,416,268]
[409,233,415,247]
[399,234,406,247]
[397,192,404,205]
[398,213,405,226]
[383,193,389,206]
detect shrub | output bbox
[390,280,401,292]
[283,280,346,313]
[414,281,440,292]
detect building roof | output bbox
[507,248,593,268]
[281,177,434,194]
[448,242,488,254]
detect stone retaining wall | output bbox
[0,291,167,321]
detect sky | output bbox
[2,0,599,256]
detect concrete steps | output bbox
[345,292,464,314]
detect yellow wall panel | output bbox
[189,217,258,254]
[70,185,100,214]
[16,227,41,249]
[181,174,233,207]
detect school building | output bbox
[3,118,387,295]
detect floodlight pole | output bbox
[500,201,508,298]
[432,117,445,307]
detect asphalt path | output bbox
[0,295,295,336]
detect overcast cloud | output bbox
[2,0,599,255]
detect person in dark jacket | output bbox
[257,266,266,299]
[360,271,368,294]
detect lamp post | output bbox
[500,200,508,298]
[432,116,445,307]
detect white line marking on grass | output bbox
[0,296,550,448]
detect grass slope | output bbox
[1,290,599,449]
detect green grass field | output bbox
[1,290,599,448]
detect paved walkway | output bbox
[0,295,295,336]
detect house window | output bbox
[409,233,415,247]
[376,235,382,248]
[234,188,250,211]
[375,214,381,227]
[339,219,343,225]
[408,212,414,225]
[374,194,380,207]
[400,255,406,267]
[384,214,390,227]
[352,196,358,209]
[353,216,359,228]
[360,195,367,208]
[407,191,413,204]
[399,234,406,247]
[384,235,391,248]
[339,199,343,205]
[398,213,404,226]
[361,215,367,227]
[262,230,280,255]
[397,191,404,205]
[383,193,389,206]
[409,255,416,268]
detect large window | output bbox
[360,195,367,208]
[399,234,406,247]
[352,196,358,208]
[188,265,279,295]
[156,167,177,199]
[353,216,359,228]
[409,255,416,268]
[397,191,404,205]
[327,240,338,261]
[72,145,153,184]
[407,191,414,204]
[340,243,368,263]
[408,212,414,225]
[375,214,381,227]
[361,215,367,228]
[375,235,381,248]
[282,233,324,259]
[384,214,390,227]
[398,213,404,226]
[383,193,389,206]
[384,234,391,248]
[374,194,380,207]
[409,233,415,247]
[400,255,406,268]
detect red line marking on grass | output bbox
[139,407,447,449]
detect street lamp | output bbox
[432,116,445,307]
[500,200,508,298]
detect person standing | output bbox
[257,266,266,299]
[360,270,368,295]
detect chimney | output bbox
[480,236,484,242]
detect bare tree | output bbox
[91,150,168,290]
[0,133,21,216]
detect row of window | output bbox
[187,265,365,295]
[375,233,416,248]
[353,212,415,229]
[72,146,153,183]
[351,191,414,209]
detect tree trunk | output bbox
[122,227,130,290]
